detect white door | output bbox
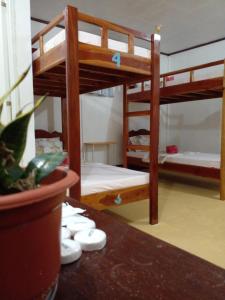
[0,0,35,165]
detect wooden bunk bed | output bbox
[125,59,225,199]
[32,5,160,224]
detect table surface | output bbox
[56,198,225,300]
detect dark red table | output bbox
[56,199,225,300]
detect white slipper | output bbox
[61,239,82,264]
[62,203,86,218]
[61,214,91,227]
[61,227,71,240]
[74,229,107,252]
[67,216,96,236]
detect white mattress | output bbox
[140,151,220,169]
[81,162,149,195]
[127,151,220,168]
[33,29,150,60]
[161,152,220,169]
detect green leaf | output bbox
[0,123,4,135]
[25,152,66,184]
[16,102,33,118]
[0,165,23,192]
[7,165,24,181]
[0,66,30,116]
[0,94,47,164]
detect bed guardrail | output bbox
[32,5,153,60]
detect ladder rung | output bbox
[126,110,151,117]
[127,145,150,151]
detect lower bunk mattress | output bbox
[127,151,220,169]
[81,162,149,195]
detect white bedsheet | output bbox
[127,151,220,168]
[81,162,149,195]
[33,29,150,60]
[161,152,220,169]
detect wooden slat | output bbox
[34,89,66,97]
[33,43,66,76]
[101,27,108,48]
[149,33,160,225]
[190,70,194,82]
[128,34,134,54]
[160,78,223,98]
[159,162,220,179]
[32,12,64,44]
[220,60,225,200]
[39,36,44,56]
[78,12,151,42]
[127,110,150,117]
[127,145,150,151]
[81,184,149,210]
[79,43,151,75]
[79,63,147,79]
[127,77,223,104]
[160,59,224,79]
[64,6,81,200]
[128,90,151,102]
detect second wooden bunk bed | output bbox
[125,59,225,200]
[32,5,161,224]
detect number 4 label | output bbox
[112,52,121,67]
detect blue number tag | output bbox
[112,52,121,68]
[114,194,122,205]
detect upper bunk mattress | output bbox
[33,29,150,60]
[81,162,149,195]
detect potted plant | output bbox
[0,68,78,300]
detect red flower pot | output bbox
[0,167,78,300]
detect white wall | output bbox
[35,97,62,132]
[167,41,225,153]
[81,88,123,164]
[35,89,123,165]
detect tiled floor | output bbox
[107,175,225,269]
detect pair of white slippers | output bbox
[61,203,107,264]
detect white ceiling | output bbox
[30,0,225,54]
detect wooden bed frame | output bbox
[35,129,149,211]
[125,59,225,199]
[128,59,224,104]
[32,5,160,224]
[127,128,220,179]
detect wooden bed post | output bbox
[220,60,225,200]
[150,34,160,224]
[123,84,128,168]
[64,6,81,201]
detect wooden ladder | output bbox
[122,35,160,225]
[123,82,151,167]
